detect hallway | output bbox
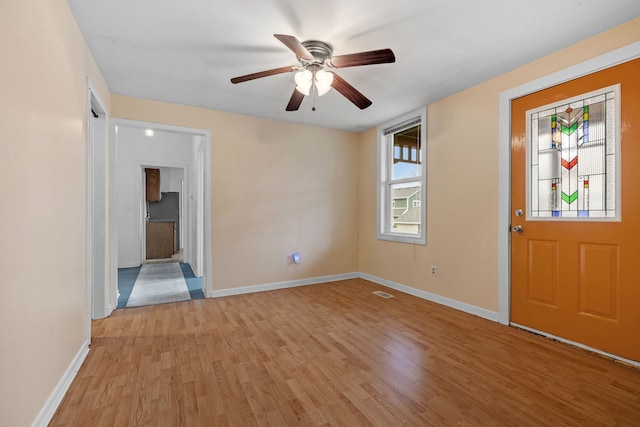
[117,262,204,308]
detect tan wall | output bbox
[111,96,360,290]
[358,17,640,312]
[0,0,110,425]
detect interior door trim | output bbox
[497,41,640,326]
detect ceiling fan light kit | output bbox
[294,66,334,96]
[314,69,334,96]
[294,69,313,95]
[230,34,395,111]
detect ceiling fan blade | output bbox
[274,34,314,60]
[330,73,372,110]
[230,66,295,84]
[286,88,305,111]
[328,48,395,68]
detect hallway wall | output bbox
[0,1,110,425]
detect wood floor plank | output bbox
[50,278,640,426]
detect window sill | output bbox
[377,232,426,245]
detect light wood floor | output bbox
[50,278,640,426]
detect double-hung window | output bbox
[377,108,427,244]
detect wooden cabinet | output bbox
[145,168,161,201]
[146,221,174,259]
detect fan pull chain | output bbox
[311,87,317,111]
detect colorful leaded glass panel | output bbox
[527,87,619,219]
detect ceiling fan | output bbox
[230,34,395,111]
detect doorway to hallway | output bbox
[112,119,212,309]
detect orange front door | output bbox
[510,58,640,363]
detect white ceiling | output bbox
[67,0,640,132]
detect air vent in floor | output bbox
[372,290,394,299]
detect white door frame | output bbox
[86,81,113,331]
[497,41,640,326]
[112,119,212,296]
[195,142,205,276]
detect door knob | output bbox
[512,225,524,233]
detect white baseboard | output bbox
[31,340,90,427]
[359,273,500,322]
[209,272,499,323]
[118,261,140,269]
[209,272,360,298]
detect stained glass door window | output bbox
[527,86,619,219]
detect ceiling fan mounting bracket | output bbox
[298,40,333,67]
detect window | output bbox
[377,107,427,244]
[527,85,620,220]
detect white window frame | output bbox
[377,107,427,244]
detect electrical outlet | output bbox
[431,266,438,277]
